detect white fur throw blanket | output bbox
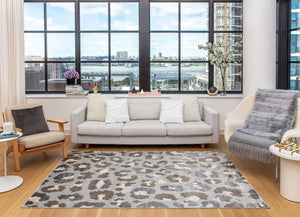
[227,89,299,163]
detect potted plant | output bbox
[198,36,242,95]
[64,69,79,85]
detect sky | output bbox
[24,2,227,60]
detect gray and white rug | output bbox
[23,151,268,208]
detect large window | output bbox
[290,0,300,90]
[24,0,242,94]
[277,0,300,90]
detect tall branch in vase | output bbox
[198,36,242,95]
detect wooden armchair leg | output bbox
[12,139,21,172]
[85,144,90,149]
[62,142,67,158]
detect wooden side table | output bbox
[270,144,300,202]
[0,132,23,193]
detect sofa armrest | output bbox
[203,105,219,144]
[70,105,87,144]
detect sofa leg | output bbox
[201,144,205,149]
[85,144,90,149]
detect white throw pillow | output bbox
[171,96,201,122]
[105,99,130,123]
[87,94,115,121]
[159,100,184,124]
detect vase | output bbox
[93,82,98,94]
[66,78,76,85]
[219,67,226,96]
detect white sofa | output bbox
[71,97,219,147]
[224,94,300,143]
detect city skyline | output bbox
[24,1,242,92]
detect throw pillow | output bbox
[171,96,201,122]
[87,94,115,121]
[159,100,184,124]
[105,99,130,123]
[11,106,49,136]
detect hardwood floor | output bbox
[0,136,300,217]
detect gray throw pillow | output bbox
[11,106,49,136]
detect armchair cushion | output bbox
[11,106,49,136]
[18,131,64,149]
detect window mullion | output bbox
[108,1,111,92]
[209,0,214,88]
[139,0,150,91]
[44,1,48,93]
[75,0,80,85]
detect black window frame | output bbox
[277,0,290,89]
[24,0,243,94]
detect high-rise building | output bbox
[116,51,128,60]
[214,3,242,91]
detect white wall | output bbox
[243,0,276,96]
[26,95,242,134]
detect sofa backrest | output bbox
[128,98,161,120]
[127,97,204,121]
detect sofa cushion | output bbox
[18,132,64,149]
[87,94,115,121]
[128,98,161,120]
[122,120,167,136]
[160,100,184,124]
[166,121,212,136]
[77,121,123,136]
[171,96,201,122]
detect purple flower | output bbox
[64,69,79,79]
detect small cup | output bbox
[3,122,13,134]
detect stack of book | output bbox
[0,130,19,139]
[66,85,89,95]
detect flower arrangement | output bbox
[198,35,242,95]
[64,69,79,79]
[198,36,242,68]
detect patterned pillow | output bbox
[159,100,184,124]
[105,99,130,123]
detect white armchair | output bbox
[224,95,255,143]
[224,94,300,144]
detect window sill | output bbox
[26,93,243,99]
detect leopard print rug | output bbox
[23,151,268,208]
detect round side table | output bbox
[0,132,23,193]
[270,145,300,202]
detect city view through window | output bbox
[24,0,242,93]
[290,0,300,90]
